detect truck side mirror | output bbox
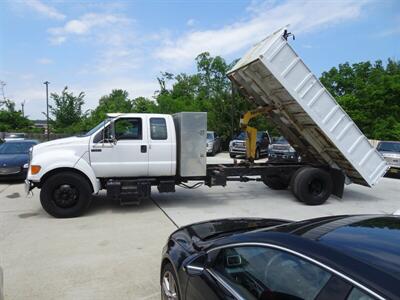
[184,253,207,276]
[109,121,117,145]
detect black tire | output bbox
[40,172,92,218]
[161,263,180,300]
[230,153,236,158]
[255,148,260,160]
[211,146,216,156]
[292,167,333,205]
[262,175,288,190]
[289,167,307,201]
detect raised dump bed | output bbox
[227,27,388,187]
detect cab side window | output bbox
[115,118,142,140]
[212,246,331,300]
[150,118,167,140]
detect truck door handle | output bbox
[91,148,102,152]
[141,145,147,153]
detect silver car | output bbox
[377,141,400,177]
[206,131,222,156]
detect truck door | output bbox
[89,116,149,177]
[148,116,175,176]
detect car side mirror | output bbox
[184,253,207,276]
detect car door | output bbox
[148,116,175,176]
[89,116,149,177]
[200,245,343,300]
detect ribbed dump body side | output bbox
[227,28,388,186]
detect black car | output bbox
[161,215,400,300]
[0,140,38,180]
[268,136,299,162]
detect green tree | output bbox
[0,99,33,132]
[49,86,86,133]
[88,89,133,126]
[153,52,273,146]
[320,59,400,140]
[132,96,157,113]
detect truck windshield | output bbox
[82,120,108,137]
[377,142,400,153]
[273,137,289,144]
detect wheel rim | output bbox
[53,184,79,208]
[162,271,178,300]
[309,179,324,196]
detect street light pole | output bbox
[43,81,50,141]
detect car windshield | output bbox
[377,142,400,153]
[0,142,36,154]
[207,132,214,140]
[82,120,109,137]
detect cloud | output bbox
[37,58,53,65]
[155,0,370,68]
[48,13,131,44]
[24,0,65,20]
[187,19,196,26]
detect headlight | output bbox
[289,146,295,152]
[23,163,29,169]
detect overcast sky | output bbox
[0,0,399,119]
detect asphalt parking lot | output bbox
[1,152,400,300]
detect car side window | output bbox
[347,288,376,300]
[150,118,167,140]
[114,118,142,140]
[212,246,331,300]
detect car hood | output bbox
[171,218,291,252]
[0,154,28,167]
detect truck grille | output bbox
[0,167,21,175]
[272,145,289,151]
[233,142,245,148]
[384,157,400,166]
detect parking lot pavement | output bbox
[1,152,399,299]
[153,152,400,226]
[0,182,176,300]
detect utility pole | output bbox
[21,100,25,117]
[231,81,235,139]
[43,81,50,141]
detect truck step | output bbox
[106,179,151,206]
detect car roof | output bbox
[4,139,38,144]
[204,215,400,298]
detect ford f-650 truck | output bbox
[26,28,388,218]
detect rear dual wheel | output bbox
[290,167,333,205]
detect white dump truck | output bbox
[26,28,388,218]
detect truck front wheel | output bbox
[40,172,92,218]
[291,167,333,205]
